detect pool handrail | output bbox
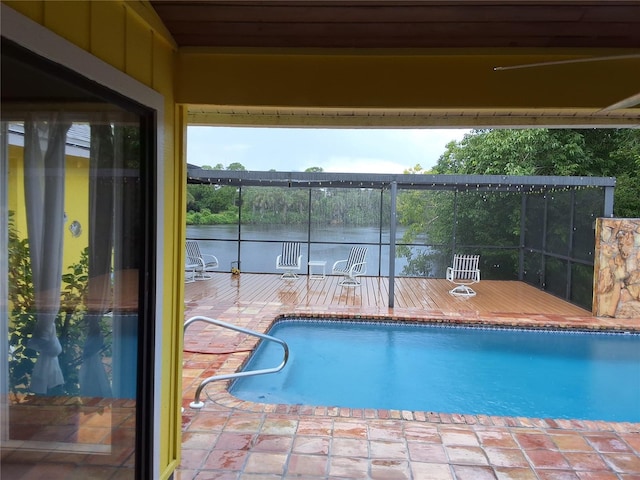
[184,315,289,409]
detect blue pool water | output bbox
[230,319,640,422]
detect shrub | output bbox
[8,212,110,398]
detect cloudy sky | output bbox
[187,126,470,174]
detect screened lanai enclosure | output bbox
[186,168,615,310]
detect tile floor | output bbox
[178,276,640,480]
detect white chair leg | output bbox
[338,275,360,287]
[449,285,476,297]
[280,270,298,279]
[195,270,212,280]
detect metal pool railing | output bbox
[183,315,289,409]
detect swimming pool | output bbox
[230,318,640,422]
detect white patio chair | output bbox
[332,246,367,286]
[276,242,303,279]
[185,261,198,283]
[446,254,480,297]
[186,240,219,280]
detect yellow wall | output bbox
[3,2,182,478]
[7,146,22,231]
[8,145,90,270]
[175,49,640,112]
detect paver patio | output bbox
[178,274,640,479]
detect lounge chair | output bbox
[446,254,480,297]
[186,240,219,280]
[276,242,303,278]
[332,246,367,286]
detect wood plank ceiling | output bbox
[149,1,640,126]
[150,1,640,49]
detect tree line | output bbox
[431,128,639,217]
[187,128,639,226]
[397,128,638,293]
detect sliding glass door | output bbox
[1,39,155,479]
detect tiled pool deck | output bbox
[178,276,640,479]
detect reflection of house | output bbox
[8,124,90,154]
[2,1,639,479]
[8,124,90,268]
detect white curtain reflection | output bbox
[23,114,70,394]
[80,119,116,398]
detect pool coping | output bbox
[187,311,640,435]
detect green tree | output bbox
[186,163,244,224]
[227,162,246,171]
[433,128,640,216]
[398,128,640,280]
[241,186,309,224]
[187,184,236,214]
[601,129,640,217]
[435,129,589,176]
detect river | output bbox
[186,224,430,276]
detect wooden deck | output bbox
[185,272,640,331]
[185,272,592,320]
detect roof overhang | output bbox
[187,168,616,192]
[148,1,640,127]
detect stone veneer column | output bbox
[593,218,640,318]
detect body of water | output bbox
[186,224,429,276]
[230,319,640,422]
